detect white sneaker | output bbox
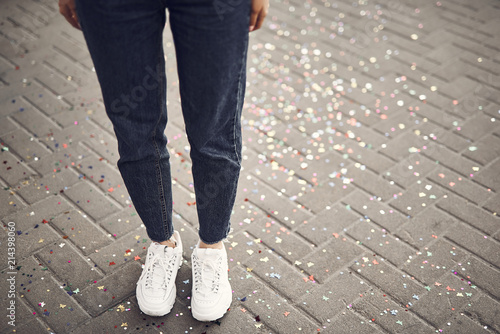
[191,243,232,321]
[136,231,183,316]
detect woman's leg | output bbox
[75,0,173,243]
[168,0,250,244]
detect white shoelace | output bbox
[193,256,222,298]
[140,247,176,292]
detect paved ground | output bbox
[1,0,499,333]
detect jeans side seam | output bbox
[152,35,170,242]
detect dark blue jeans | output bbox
[75,0,250,244]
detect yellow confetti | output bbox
[97,286,105,290]
[38,239,44,243]
[260,257,269,262]
[247,250,254,255]
[307,262,314,267]
[121,323,128,327]
[59,304,66,308]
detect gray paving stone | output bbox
[455,256,500,300]
[63,181,121,221]
[372,110,422,139]
[299,237,364,283]
[88,228,149,275]
[17,256,91,333]
[26,143,88,176]
[239,175,313,228]
[96,205,141,239]
[436,193,500,238]
[401,239,468,285]
[36,241,103,291]
[445,222,500,269]
[298,177,355,214]
[0,150,37,187]
[73,261,142,317]
[1,194,72,232]
[418,120,470,152]
[0,115,18,135]
[74,153,129,207]
[456,113,498,142]
[475,158,500,193]
[342,190,408,233]
[411,272,476,328]
[298,271,370,324]
[10,99,62,139]
[465,295,500,332]
[380,130,428,162]
[351,258,426,307]
[483,193,500,216]
[49,209,111,256]
[351,288,435,333]
[444,311,491,334]
[232,266,320,333]
[0,186,26,218]
[349,166,405,202]
[1,128,53,163]
[78,126,120,166]
[395,206,458,250]
[389,180,445,217]
[246,215,313,264]
[295,204,359,246]
[0,287,42,330]
[17,168,80,204]
[423,143,479,179]
[324,310,385,334]
[71,295,207,334]
[241,238,312,302]
[462,134,500,166]
[347,220,416,267]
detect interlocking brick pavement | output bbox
[1,0,499,333]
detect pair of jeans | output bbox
[75,0,250,244]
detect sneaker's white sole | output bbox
[191,289,232,321]
[136,285,177,317]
